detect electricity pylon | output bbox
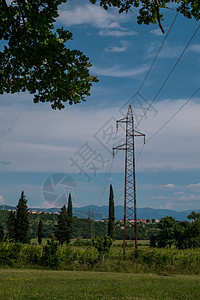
[113,105,145,257]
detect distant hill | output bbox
[1,205,199,221]
[0,205,16,211]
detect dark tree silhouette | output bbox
[66,193,73,244]
[108,184,115,239]
[15,191,29,244]
[54,205,68,245]
[7,210,16,241]
[37,219,43,245]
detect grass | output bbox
[0,269,200,299]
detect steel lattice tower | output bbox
[113,105,145,256]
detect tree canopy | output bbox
[1,1,199,109]
[150,213,200,249]
[90,1,200,34]
[0,0,98,110]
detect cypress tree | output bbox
[108,184,115,239]
[66,193,73,244]
[7,211,16,241]
[54,205,68,245]
[0,223,4,242]
[37,219,43,245]
[88,208,91,239]
[15,191,29,243]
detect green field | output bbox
[0,269,199,299]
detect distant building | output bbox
[154,219,160,223]
[122,218,159,223]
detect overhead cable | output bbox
[136,23,200,129]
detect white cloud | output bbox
[187,182,200,188]
[189,45,200,53]
[99,29,138,37]
[58,4,135,37]
[174,192,185,195]
[128,97,200,173]
[105,41,129,53]
[58,4,123,29]
[0,196,4,204]
[163,184,175,188]
[151,195,168,200]
[165,202,172,209]
[91,64,148,78]
[1,96,200,174]
[178,194,200,202]
[0,101,121,172]
[158,202,172,209]
[147,42,184,59]
[149,28,167,36]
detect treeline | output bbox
[150,212,200,249]
[0,210,158,241]
[0,187,160,243]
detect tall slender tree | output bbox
[88,208,91,239]
[7,210,16,241]
[66,193,73,244]
[37,219,43,245]
[108,184,115,239]
[15,191,29,244]
[0,223,4,242]
[54,205,68,245]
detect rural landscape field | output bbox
[1,202,200,299]
[1,269,200,299]
[1,0,200,299]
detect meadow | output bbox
[0,269,200,299]
[1,239,200,299]
[1,239,200,275]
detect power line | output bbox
[135,86,200,163]
[146,87,200,143]
[94,129,118,216]
[136,23,200,129]
[119,13,179,111]
[136,143,145,163]
[137,13,179,95]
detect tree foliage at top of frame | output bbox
[0,0,98,110]
[90,1,200,34]
[1,1,200,109]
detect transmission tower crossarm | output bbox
[113,145,126,151]
[135,130,145,136]
[135,130,145,144]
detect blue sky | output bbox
[1,0,200,211]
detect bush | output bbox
[41,238,61,269]
[73,238,92,247]
[93,236,113,254]
[0,242,22,266]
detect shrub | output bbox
[41,237,61,268]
